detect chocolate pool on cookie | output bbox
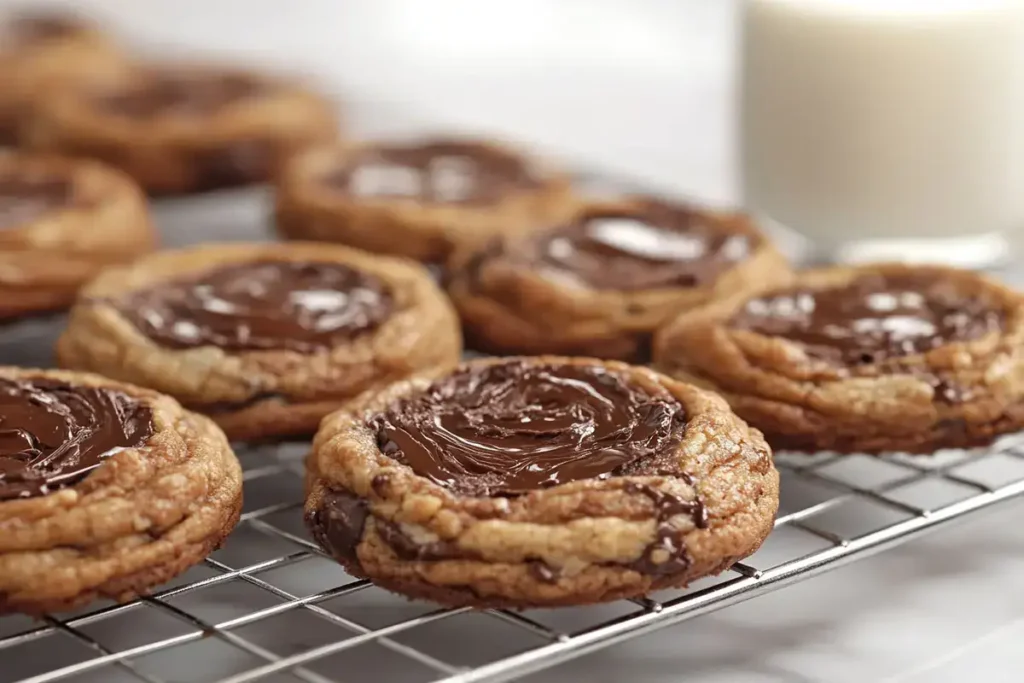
[447,197,791,361]
[24,63,338,194]
[274,138,576,264]
[57,242,462,442]
[0,367,242,615]
[655,264,1024,454]
[0,153,156,319]
[305,356,778,609]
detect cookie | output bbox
[447,197,791,361]
[305,356,778,608]
[0,152,156,320]
[0,10,128,145]
[24,63,338,194]
[57,242,462,442]
[0,367,242,615]
[654,264,1024,454]
[274,138,576,265]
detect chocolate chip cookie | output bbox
[274,138,576,265]
[57,242,462,442]
[654,264,1024,454]
[305,356,778,608]
[0,10,128,145]
[0,153,156,320]
[447,197,791,361]
[25,63,338,194]
[0,367,242,615]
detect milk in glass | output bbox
[741,0,1024,265]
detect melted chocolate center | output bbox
[0,176,72,230]
[731,273,1004,365]
[0,377,154,501]
[101,72,264,119]
[117,261,393,353]
[326,142,540,205]
[527,202,753,290]
[372,361,687,496]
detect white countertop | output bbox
[17,1,1024,680]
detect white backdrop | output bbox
[19,0,737,205]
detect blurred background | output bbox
[47,0,737,206]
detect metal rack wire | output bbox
[4,437,1024,683]
[3,183,1024,683]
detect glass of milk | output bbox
[740,0,1024,266]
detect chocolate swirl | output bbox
[529,201,754,291]
[117,261,393,353]
[0,176,72,230]
[372,361,687,496]
[326,141,540,205]
[100,71,264,119]
[0,377,154,501]
[464,201,754,292]
[731,272,1004,365]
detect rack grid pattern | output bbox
[3,181,1024,683]
[4,436,1024,683]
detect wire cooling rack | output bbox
[3,184,1024,683]
[3,431,1024,683]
